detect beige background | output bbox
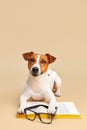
[0,0,87,129]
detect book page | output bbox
[24,101,80,115]
[56,102,80,115]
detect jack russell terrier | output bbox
[17,52,62,114]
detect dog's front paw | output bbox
[48,105,56,114]
[17,107,24,114]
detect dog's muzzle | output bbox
[31,67,39,77]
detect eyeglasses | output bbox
[24,104,57,124]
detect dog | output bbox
[17,51,62,114]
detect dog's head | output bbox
[22,51,56,77]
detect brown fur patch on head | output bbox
[40,55,49,74]
[22,51,39,69]
[23,52,34,61]
[28,53,38,69]
[45,53,56,63]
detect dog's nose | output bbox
[32,67,39,73]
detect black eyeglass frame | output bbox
[24,104,57,124]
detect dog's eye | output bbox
[30,58,35,62]
[41,60,47,64]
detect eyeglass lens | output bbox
[39,113,52,124]
[25,110,36,121]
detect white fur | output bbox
[17,56,62,114]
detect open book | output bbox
[16,102,81,119]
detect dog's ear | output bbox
[22,51,34,61]
[45,53,56,63]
